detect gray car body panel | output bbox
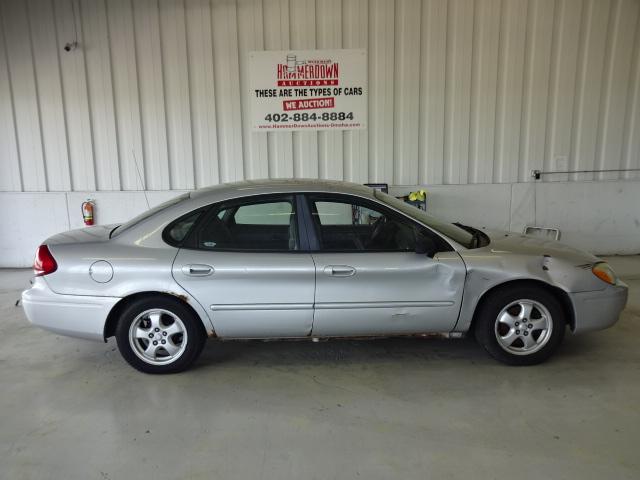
[172,249,316,338]
[453,230,613,333]
[43,228,215,335]
[310,250,465,336]
[23,179,627,341]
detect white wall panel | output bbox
[596,0,639,181]
[1,0,47,191]
[533,180,640,253]
[570,0,611,182]
[54,0,96,191]
[159,0,194,189]
[133,0,170,190]
[316,0,343,180]
[544,0,583,183]
[393,0,420,185]
[493,0,527,183]
[0,192,70,266]
[185,0,220,188]
[29,0,72,192]
[0,0,639,193]
[368,0,394,183]
[81,0,121,190]
[444,0,473,185]
[237,0,268,179]
[0,14,22,191]
[290,0,318,179]
[623,11,640,179]
[262,0,293,179]
[106,0,145,190]
[518,0,555,182]
[210,0,244,182]
[342,0,368,183]
[468,0,500,184]
[418,0,447,185]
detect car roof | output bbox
[111,179,379,247]
[189,178,374,201]
[112,178,474,252]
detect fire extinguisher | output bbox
[81,199,95,226]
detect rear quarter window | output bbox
[163,209,205,247]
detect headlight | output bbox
[592,262,619,285]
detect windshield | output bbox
[111,193,190,238]
[374,190,475,248]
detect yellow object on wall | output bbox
[408,190,427,202]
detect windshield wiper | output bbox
[453,222,484,248]
[470,230,483,248]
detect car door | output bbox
[172,194,316,338]
[305,194,466,336]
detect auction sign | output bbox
[249,49,367,131]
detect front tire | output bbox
[115,296,206,374]
[474,286,566,365]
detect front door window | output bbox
[310,198,417,252]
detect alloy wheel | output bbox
[494,299,553,356]
[128,309,188,365]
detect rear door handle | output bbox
[324,265,356,277]
[182,264,214,276]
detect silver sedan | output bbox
[22,179,628,373]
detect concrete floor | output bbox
[1,257,639,480]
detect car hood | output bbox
[457,230,606,294]
[44,224,118,245]
[481,230,600,265]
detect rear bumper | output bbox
[569,282,628,334]
[21,277,120,342]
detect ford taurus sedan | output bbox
[22,179,628,373]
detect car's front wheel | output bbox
[115,296,206,373]
[474,285,566,365]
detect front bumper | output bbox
[22,277,120,342]
[569,282,628,334]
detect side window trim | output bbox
[298,193,320,251]
[182,193,303,253]
[302,193,453,253]
[295,194,313,251]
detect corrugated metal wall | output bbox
[1,0,639,192]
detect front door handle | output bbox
[324,265,356,277]
[182,264,214,276]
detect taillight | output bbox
[33,245,57,276]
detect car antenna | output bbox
[132,149,150,210]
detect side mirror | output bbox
[414,230,437,258]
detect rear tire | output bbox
[115,296,206,374]
[474,286,565,365]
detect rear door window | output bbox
[187,196,298,251]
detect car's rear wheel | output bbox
[474,286,566,365]
[115,297,206,373]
